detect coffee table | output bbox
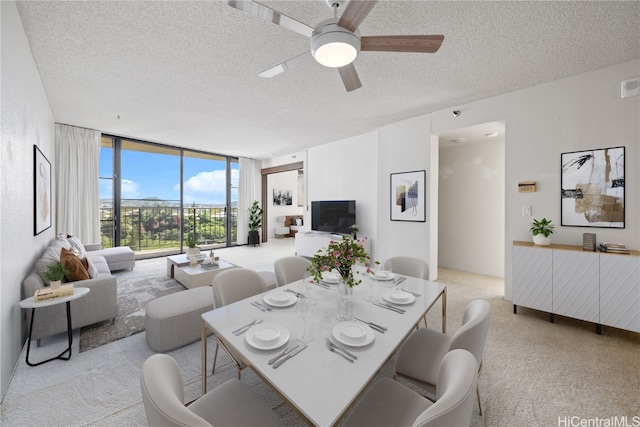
[174,260,236,289]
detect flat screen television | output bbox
[311,200,356,235]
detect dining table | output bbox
[201,271,446,427]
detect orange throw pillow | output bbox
[60,247,90,282]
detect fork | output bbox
[326,344,354,363]
[397,287,421,298]
[232,318,257,335]
[250,301,267,312]
[253,300,272,311]
[325,338,358,360]
[268,344,300,365]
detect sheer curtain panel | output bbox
[237,157,261,245]
[55,124,100,244]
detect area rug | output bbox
[79,258,185,352]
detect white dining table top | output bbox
[201,272,446,427]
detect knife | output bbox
[284,289,306,299]
[353,316,387,332]
[374,302,405,314]
[272,344,308,368]
[268,344,300,365]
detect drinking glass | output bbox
[380,260,394,289]
[297,299,314,343]
[365,274,377,302]
[303,270,317,306]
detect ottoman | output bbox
[145,287,213,352]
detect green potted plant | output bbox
[247,200,263,246]
[43,262,68,289]
[530,218,555,246]
[185,231,200,259]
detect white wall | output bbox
[377,115,434,275]
[266,170,303,239]
[306,132,379,258]
[438,138,505,277]
[432,59,640,300]
[1,1,56,400]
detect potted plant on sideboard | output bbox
[248,200,263,247]
[530,217,555,246]
[43,262,68,290]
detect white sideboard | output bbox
[513,241,640,334]
[295,232,370,259]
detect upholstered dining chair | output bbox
[383,256,430,327]
[141,353,284,427]
[274,256,312,287]
[211,268,268,378]
[344,349,478,427]
[394,299,492,416]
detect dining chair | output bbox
[343,349,478,427]
[211,268,268,378]
[393,299,491,415]
[383,256,430,280]
[274,256,312,287]
[141,353,284,427]
[383,255,430,327]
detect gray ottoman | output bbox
[145,287,213,352]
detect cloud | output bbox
[121,179,140,198]
[178,169,239,205]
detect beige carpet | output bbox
[2,240,638,426]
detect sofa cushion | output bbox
[67,235,88,258]
[87,255,111,278]
[60,247,90,282]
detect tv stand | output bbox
[295,232,370,259]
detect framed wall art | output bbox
[561,146,624,228]
[390,170,426,222]
[34,145,52,235]
[273,189,292,206]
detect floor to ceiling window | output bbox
[99,135,239,254]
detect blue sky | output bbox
[100,149,238,205]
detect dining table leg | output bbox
[201,320,207,395]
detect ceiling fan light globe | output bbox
[312,31,360,68]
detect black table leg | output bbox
[25,302,73,367]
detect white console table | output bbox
[295,232,370,259]
[512,241,639,334]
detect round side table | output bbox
[19,287,90,366]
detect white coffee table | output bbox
[174,260,236,289]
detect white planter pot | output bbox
[186,247,201,259]
[533,234,551,246]
[50,280,62,290]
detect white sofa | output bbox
[21,236,133,340]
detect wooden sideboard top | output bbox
[513,240,640,257]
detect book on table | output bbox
[34,284,75,302]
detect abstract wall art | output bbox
[34,145,52,235]
[273,189,293,206]
[561,146,625,228]
[390,170,426,222]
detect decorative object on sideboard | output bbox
[248,200,263,246]
[530,218,555,246]
[583,233,597,252]
[561,146,625,228]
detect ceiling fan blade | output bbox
[258,52,312,78]
[227,0,313,38]
[338,0,378,32]
[338,63,362,92]
[360,35,444,53]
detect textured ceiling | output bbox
[15,1,640,160]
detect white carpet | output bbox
[2,239,639,426]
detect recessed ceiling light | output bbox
[484,132,498,138]
[450,138,466,144]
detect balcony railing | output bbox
[100,204,238,253]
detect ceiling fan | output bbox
[227,0,444,92]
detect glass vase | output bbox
[337,280,353,321]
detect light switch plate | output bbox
[522,205,532,216]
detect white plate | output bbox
[322,272,340,284]
[382,289,415,305]
[245,323,290,350]
[373,271,395,281]
[263,292,297,307]
[332,321,375,347]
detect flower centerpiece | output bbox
[307,236,372,287]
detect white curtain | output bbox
[237,157,261,245]
[55,124,100,244]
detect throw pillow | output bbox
[67,235,87,258]
[60,247,90,282]
[85,257,99,279]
